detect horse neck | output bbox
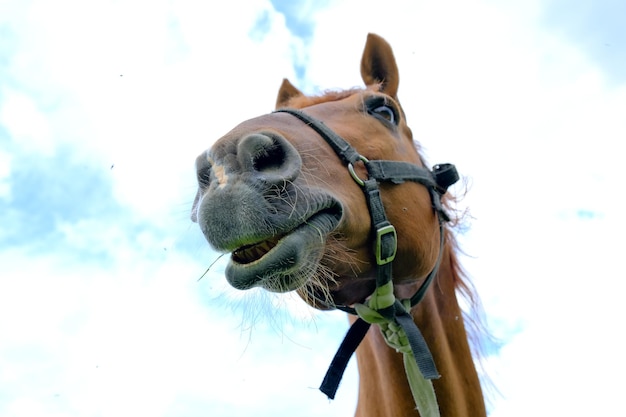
[351,242,486,417]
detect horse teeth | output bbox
[233,235,283,264]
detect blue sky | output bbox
[1,1,625,416]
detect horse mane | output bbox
[444,224,489,358]
[441,191,494,397]
[442,192,477,307]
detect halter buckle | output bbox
[375,224,397,265]
[348,155,370,187]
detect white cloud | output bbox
[0,90,54,155]
[1,0,625,415]
[0,150,11,198]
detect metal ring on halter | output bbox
[348,155,369,186]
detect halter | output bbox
[274,108,459,416]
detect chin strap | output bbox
[273,108,459,416]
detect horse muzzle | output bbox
[192,130,343,292]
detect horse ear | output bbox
[276,78,303,109]
[360,33,399,97]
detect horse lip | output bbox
[230,200,342,265]
[225,203,342,292]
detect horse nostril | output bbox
[253,140,286,173]
[197,163,212,188]
[238,133,302,183]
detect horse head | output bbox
[192,34,443,309]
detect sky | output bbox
[1,0,625,416]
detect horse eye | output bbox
[372,105,397,125]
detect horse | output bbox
[191,33,486,417]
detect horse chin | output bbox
[224,210,341,292]
[306,279,377,310]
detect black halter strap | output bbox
[273,108,459,400]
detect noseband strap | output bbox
[274,108,459,413]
